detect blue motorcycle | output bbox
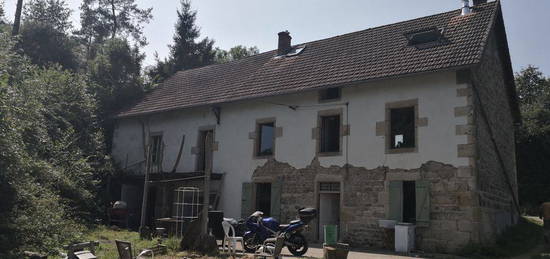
[243,208,316,256]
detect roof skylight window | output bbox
[285,45,306,57]
[405,27,447,49]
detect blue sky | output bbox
[4,0,550,75]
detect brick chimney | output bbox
[278,31,292,55]
[473,0,488,5]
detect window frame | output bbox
[149,132,163,172]
[195,126,215,172]
[385,99,419,154]
[388,180,430,226]
[253,118,277,159]
[319,87,342,103]
[316,109,343,157]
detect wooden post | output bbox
[201,132,213,235]
[139,144,152,236]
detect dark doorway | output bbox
[403,181,416,223]
[197,130,214,171]
[255,183,272,216]
[146,187,157,227]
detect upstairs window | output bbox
[390,106,416,150]
[197,129,214,171]
[320,114,341,153]
[150,134,163,172]
[257,122,275,157]
[405,27,446,49]
[319,87,341,102]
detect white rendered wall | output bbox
[112,70,469,218]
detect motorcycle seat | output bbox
[280,219,302,229]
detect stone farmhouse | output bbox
[111,0,519,252]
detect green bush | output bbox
[458,217,543,258]
[0,31,110,257]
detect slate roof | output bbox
[118,1,500,118]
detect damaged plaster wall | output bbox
[252,158,477,252]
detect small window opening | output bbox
[403,181,416,223]
[256,183,272,216]
[320,182,340,192]
[320,114,341,153]
[197,130,213,171]
[285,45,306,57]
[390,107,415,149]
[257,122,275,156]
[150,135,163,169]
[320,87,341,101]
[405,28,446,49]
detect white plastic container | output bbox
[378,219,397,229]
[394,223,415,253]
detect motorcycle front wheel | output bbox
[287,233,308,256]
[243,232,260,253]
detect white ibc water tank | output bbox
[395,223,415,253]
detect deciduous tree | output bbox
[214,45,259,63]
[19,22,80,70]
[78,0,152,47]
[23,0,72,32]
[88,38,146,150]
[515,66,550,212]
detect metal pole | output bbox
[201,132,213,235]
[139,144,152,236]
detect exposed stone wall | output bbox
[470,28,518,242]
[252,159,477,253]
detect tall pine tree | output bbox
[170,0,215,71]
[148,0,214,83]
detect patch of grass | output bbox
[81,225,181,258]
[458,216,543,258]
[62,225,256,259]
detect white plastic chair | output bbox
[221,220,244,255]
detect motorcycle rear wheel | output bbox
[243,232,260,253]
[287,233,308,256]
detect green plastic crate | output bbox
[324,225,338,246]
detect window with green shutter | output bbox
[241,182,253,218]
[270,180,282,220]
[388,180,430,224]
[415,180,430,224]
[388,181,403,222]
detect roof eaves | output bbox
[115,63,477,119]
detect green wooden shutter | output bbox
[241,182,253,218]
[415,180,430,224]
[271,179,282,220]
[388,181,403,221]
